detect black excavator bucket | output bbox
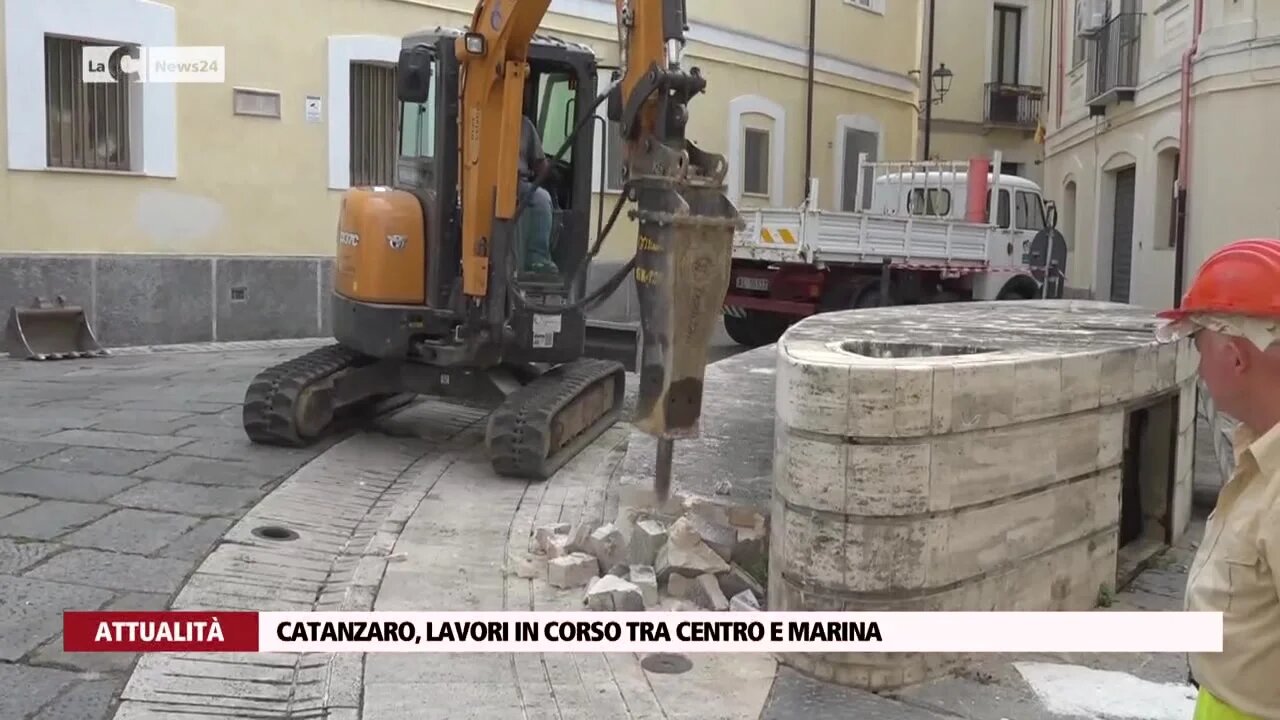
[4,296,108,361]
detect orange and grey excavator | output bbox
[241,0,740,499]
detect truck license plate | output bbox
[735,276,769,292]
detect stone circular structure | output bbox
[768,300,1198,690]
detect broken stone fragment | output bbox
[714,480,732,495]
[667,573,694,600]
[630,565,658,606]
[584,575,646,611]
[515,555,546,579]
[614,506,641,545]
[666,517,702,549]
[727,505,766,530]
[687,573,729,611]
[548,552,597,589]
[682,496,733,527]
[533,523,571,553]
[731,522,768,569]
[565,522,599,554]
[717,564,766,601]
[619,485,686,517]
[628,519,667,566]
[684,513,736,562]
[585,523,627,572]
[544,535,571,559]
[655,529,729,581]
[729,589,760,611]
[656,596,701,612]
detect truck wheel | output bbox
[723,312,788,347]
[997,278,1037,300]
[852,284,889,308]
[820,276,888,312]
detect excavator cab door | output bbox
[500,52,601,366]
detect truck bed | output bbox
[733,206,995,268]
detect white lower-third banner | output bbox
[253,611,1222,653]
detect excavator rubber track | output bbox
[242,343,407,447]
[487,357,626,480]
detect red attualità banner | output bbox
[63,611,258,652]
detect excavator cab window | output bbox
[526,65,580,214]
[399,90,435,159]
[537,71,575,164]
[395,48,437,190]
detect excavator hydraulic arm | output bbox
[456,0,741,500]
[609,0,742,500]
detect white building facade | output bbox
[1043,0,1280,306]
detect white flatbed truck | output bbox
[720,152,1069,346]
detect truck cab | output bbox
[870,170,1052,264]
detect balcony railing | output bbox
[1086,11,1141,110]
[984,83,1044,129]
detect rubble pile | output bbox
[517,488,769,612]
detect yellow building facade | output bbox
[917,0,1051,187]
[0,0,922,346]
[1041,0,1280,306]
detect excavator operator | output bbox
[517,113,557,275]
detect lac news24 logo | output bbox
[82,45,225,83]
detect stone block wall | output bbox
[768,300,1198,691]
[1,254,638,349]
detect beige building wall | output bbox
[1042,0,1280,307]
[917,0,1050,187]
[0,0,921,346]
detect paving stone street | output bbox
[0,340,334,720]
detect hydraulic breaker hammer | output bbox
[612,0,744,501]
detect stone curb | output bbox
[106,337,329,356]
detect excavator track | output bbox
[242,343,407,447]
[486,358,626,480]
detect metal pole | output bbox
[923,0,936,161]
[803,0,817,201]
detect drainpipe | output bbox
[922,0,936,161]
[802,0,816,204]
[1046,0,1054,132]
[1056,0,1066,128]
[1173,0,1205,307]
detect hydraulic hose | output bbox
[505,74,661,315]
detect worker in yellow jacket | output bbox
[1156,238,1280,720]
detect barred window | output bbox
[349,61,398,187]
[742,128,770,196]
[44,35,133,171]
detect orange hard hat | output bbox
[1158,238,1280,321]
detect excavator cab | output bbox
[331,28,601,369]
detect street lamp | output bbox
[913,62,952,161]
[931,64,953,101]
[909,63,952,109]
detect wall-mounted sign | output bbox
[305,96,322,123]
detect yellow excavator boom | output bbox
[455,0,743,498]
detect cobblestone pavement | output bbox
[0,328,742,720]
[0,341,338,720]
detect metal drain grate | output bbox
[252,525,299,541]
[640,653,692,674]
